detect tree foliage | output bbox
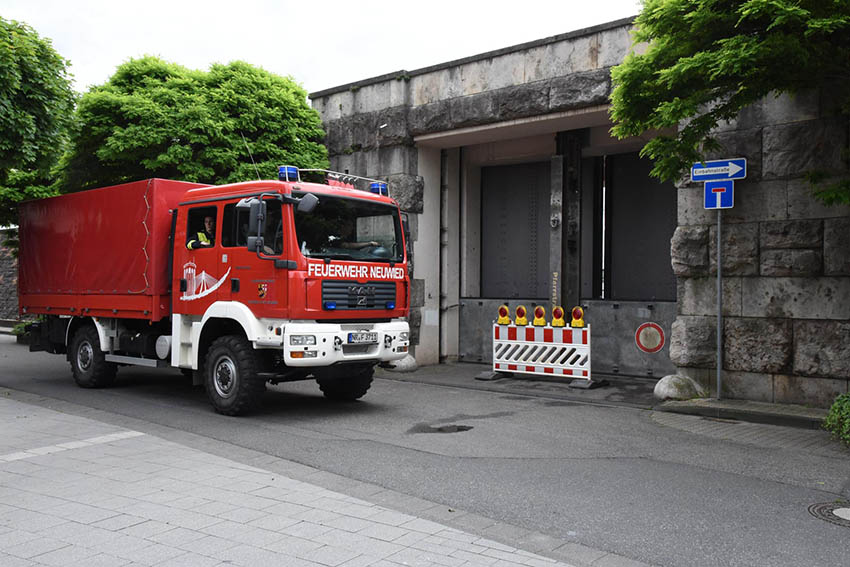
[610,0,850,203]
[0,17,76,226]
[60,56,329,191]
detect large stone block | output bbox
[773,374,848,408]
[386,173,424,214]
[724,317,791,373]
[496,82,550,121]
[448,93,497,129]
[721,179,788,224]
[719,371,775,403]
[824,217,850,275]
[792,321,850,379]
[678,186,715,226]
[669,316,716,367]
[742,277,850,319]
[374,106,411,147]
[670,226,709,276]
[548,69,611,113]
[760,220,822,249]
[708,223,758,275]
[408,101,451,136]
[762,118,849,179]
[787,177,850,220]
[677,277,742,317]
[759,249,822,277]
[717,90,820,133]
[706,128,762,180]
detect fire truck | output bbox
[18,167,411,415]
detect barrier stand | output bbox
[482,305,608,389]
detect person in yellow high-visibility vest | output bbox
[187,215,215,249]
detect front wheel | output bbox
[204,335,265,416]
[317,364,374,401]
[69,326,117,388]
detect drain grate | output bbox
[808,502,850,528]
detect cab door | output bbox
[175,205,222,317]
[219,199,288,317]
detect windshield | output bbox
[293,193,404,262]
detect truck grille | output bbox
[322,280,396,310]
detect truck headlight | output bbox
[399,332,409,341]
[290,335,316,346]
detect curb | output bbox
[655,399,826,430]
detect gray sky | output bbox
[3,0,641,95]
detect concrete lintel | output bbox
[414,106,610,148]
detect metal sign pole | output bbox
[717,209,723,400]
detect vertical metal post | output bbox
[716,209,723,400]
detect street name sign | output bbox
[691,158,747,182]
[704,180,734,209]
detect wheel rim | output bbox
[77,340,93,372]
[213,355,238,399]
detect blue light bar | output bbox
[385,301,395,309]
[370,182,388,196]
[323,301,337,310]
[279,165,299,182]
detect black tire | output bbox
[317,365,374,401]
[69,326,117,388]
[204,335,265,416]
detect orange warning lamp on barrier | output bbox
[551,306,566,327]
[532,306,546,326]
[515,305,528,326]
[570,306,585,328]
[497,304,511,325]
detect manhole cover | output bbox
[808,502,850,528]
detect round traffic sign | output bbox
[635,322,665,353]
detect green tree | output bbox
[610,0,850,204]
[60,57,328,191]
[0,17,76,226]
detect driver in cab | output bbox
[187,215,215,249]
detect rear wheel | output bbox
[69,326,117,388]
[204,335,264,416]
[317,364,374,401]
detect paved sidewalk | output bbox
[0,394,640,567]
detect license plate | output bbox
[348,332,378,344]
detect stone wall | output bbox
[0,229,18,321]
[670,91,850,407]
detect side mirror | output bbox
[297,193,319,213]
[248,199,266,236]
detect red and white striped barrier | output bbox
[493,324,591,378]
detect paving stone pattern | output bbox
[0,397,581,567]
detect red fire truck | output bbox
[18,167,411,415]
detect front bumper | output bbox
[281,320,409,366]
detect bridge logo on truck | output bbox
[180,260,231,301]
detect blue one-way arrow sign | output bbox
[691,158,747,182]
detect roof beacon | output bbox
[278,165,299,182]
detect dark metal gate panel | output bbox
[607,152,677,301]
[583,300,677,377]
[480,162,551,299]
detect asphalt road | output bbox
[1,335,848,567]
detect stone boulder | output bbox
[654,374,708,401]
[383,354,418,373]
